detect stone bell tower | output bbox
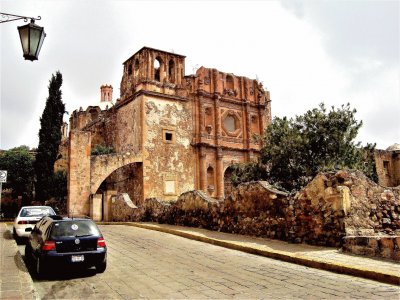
[100,84,113,102]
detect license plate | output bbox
[71,255,84,262]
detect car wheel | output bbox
[96,260,107,273]
[36,257,47,278]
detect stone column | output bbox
[216,148,224,199]
[177,61,182,85]
[245,102,251,151]
[67,130,91,217]
[214,95,221,146]
[199,147,207,192]
[199,100,205,139]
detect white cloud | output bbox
[0,0,398,150]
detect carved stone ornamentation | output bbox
[206,125,213,134]
[204,77,210,85]
[223,88,237,97]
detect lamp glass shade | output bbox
[17,21,46,61]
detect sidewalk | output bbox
[0,223,39,300]
[105,222,400,286]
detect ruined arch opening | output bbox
[89,108,99,122]
[224,166,235,199]
[95,162,144,207]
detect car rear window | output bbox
[50,220,101,238]
[20,207,55,217]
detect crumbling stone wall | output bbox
[111,170,399,260]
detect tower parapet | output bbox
[120,46,186,102]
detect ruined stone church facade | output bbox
[66,47,271,217]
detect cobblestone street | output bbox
[26,225,399,299]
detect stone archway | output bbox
[93,162,143,221]
[67,130,143,218]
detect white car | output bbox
[13,206,56,242]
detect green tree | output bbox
[35,71,65,201]
[0,146,35,201]
[51,170,67,201]
[233,103,377,191]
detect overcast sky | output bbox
[1,0,399,150]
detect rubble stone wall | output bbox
[110,170,400,260]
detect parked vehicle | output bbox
[25,215,107,277]
[13,206,56,243]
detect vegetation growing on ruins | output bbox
[91,144,115,155]
[35,71,66,201]
[231,103,377,191]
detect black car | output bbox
[25,216,107,277]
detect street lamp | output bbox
[0,12,46,61]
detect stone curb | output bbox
[99,221,400,286]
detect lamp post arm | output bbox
[0,12,41,24]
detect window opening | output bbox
[224,115,236,132]
[168,59,175,82]
[154,58,161,81]
[165,132,173,141]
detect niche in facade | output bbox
[207,166,215,196]
[226,75,234,90]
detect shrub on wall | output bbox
[91,144,115,155]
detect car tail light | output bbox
[97,238,106,248]
[18,221,28,224]
[42,240,56,251]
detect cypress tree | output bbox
[35,71,65,201]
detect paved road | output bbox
[19,225,399,299]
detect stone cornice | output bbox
[194,90,266,109]
[192,142,261,154]
[116,90,188,109]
